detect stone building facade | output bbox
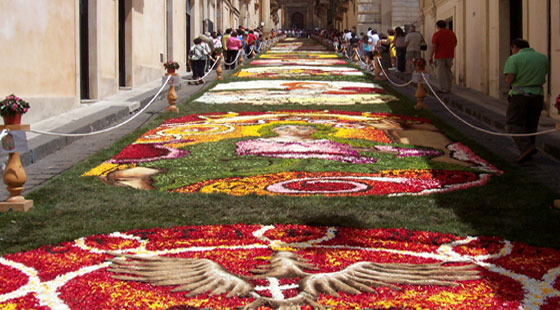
[417,0,559,119]
[334,0,419,36]
[0,0,282,124]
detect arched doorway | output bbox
[291,12,304,29]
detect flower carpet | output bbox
[84,110,501,196]
[250,59,348,66]
[1,224,559,310]
[6,38,557,310]
[194,81,396,105]
[259,53,338,59]
[234,66,364,79]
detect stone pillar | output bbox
[261,0,271,34]
[240,0,249,28]
[357,0,381,35]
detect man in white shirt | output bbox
[367,28,380,47]
[344,29,353,42]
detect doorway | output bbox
[118,0,128,87]
[445,17,453,31]
[79,0,89,99]
[186,0,192,66]
[510,0,523,43]
[291,12,304,29]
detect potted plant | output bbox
[163,61,180,73]
[1,94,30,125]
[555,94,560,114]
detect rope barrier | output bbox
[376,57,413,87]
[223,50,243,66]
[184,56,221,83]
[243,45,255,57]
[421,72,557,137]
[30,76,173,137]
[355,52,370,68]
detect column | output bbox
[261,0,271,34]
[240,0,248,27]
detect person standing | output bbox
[226,31,243,70]
[376,33,391,76]
[387,29,396,68]
[503,38,549,163]
[210,31,222,70]
[221,29,232,67]
[394,27,407,72]
[404,25,423,73]
[189,38,208,85]
[429,20,457,93]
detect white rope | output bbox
[377,57,413,87]
[30,76,173,137]
[223,50,243,66]
[185,56,221,82]
[0,129,8,140]
[355,51,369,68]
[242,45,255,57]
[421,73,558,137]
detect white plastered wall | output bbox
[0,0,80,124]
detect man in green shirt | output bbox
[504,39,549,163]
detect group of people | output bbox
[320,22,551,164]
[188,26,274,84]
[189,24,551,165]
[330,25,436,76]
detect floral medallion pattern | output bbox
[1,224,559,310]
[234,66,364,78]
[194,81,397,105]
[84,111,501,196]
[251,59,348,66]
[259,53,339,59]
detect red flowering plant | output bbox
[0,94,30,117]
[555,94,560,113]
[163,60,180,70]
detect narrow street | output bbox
[1,37,560,310]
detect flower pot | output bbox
[2,112,22,125]
[166,69,176,74]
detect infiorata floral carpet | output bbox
[259,53,339,59]
[234,66,364,78]
[4,38,558,310]
[1,224,560,310]
[83,110,501,196]
[250,59,348,66]
[194,81,397,105]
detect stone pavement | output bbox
[1,63,559,201]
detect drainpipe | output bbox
[547,0,551,97]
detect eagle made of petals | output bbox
[107,251,481,310]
